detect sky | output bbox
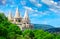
[0,0,60,27]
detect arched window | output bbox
[24,23,25,24]
[18,20,21,22]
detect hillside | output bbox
[33,24,54,30]
[46,28,60,33]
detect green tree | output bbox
[23,29,34,39]
[0,13,22,39]
[0,36,6,39]
[56,34,60,39]
[16,34,24,39]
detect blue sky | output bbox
[0,0,60,27]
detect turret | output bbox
[23,10,30,24]
[8,11,13,21]
[14,7,22,23]
[14,7,21,18]
[21,10,33,30]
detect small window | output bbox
[24,23,25,24]
[16,20,17,21]
[16,19,21,22]
[27,22,29,24]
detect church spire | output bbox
[14,7,20,18]
[23,10,30,23]
[8,11,12,20]
[23,10,29,19]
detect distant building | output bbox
[8,7,33,30]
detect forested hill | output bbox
[0,13,22,39]
[34,24,54,30]
[0,13,60,39]
[46,28,60,33]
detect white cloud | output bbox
[50,1,57,5]
[20,1,26,6]
[38,11,51,16]
[29,0,42,7]
[24,6,39,12]
[56,6,60,8]
[49,8,60,15]
[24,6,38,14]
[2,0,6,5]
[42,0,60,15]
[34,10,38,12]
[42,0,57,5]
[37,3,42,7]
[24,6,41,16]
[42,0,52,5]
[56,1,60,8]
[41,0,60,9]
[24,6,53,17]
[24,6,33,11]
[49,8,57,12]
[31,10,51,17]
[33,14,38,16]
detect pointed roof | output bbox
[23,10,30,22]
[23,10,29,19]
[14,7,20,18]
[8,11,12,20]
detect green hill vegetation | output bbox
[0,13,60,39]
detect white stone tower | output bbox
[14,7,20,18]
[8,11,13,21]
[8,8,33,30]
[14,7,22,24]
[21,10,33,30]
[23,10,30,24]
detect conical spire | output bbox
[14,7,20,18]
[23,10,30,23]
[23,10,29,19]
[8,11,12,20]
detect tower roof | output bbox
[14,7,21,18]
[23,10,30,23]
[23,10,29,19]
[8,11,12,20]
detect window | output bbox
[16,19,21,22]
[24,23,25,24]
[27,22,29,24]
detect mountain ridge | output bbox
[33,24,60,33]
[33,24,54,30]
[45,28,60,33]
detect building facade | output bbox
[8,7,33,30]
